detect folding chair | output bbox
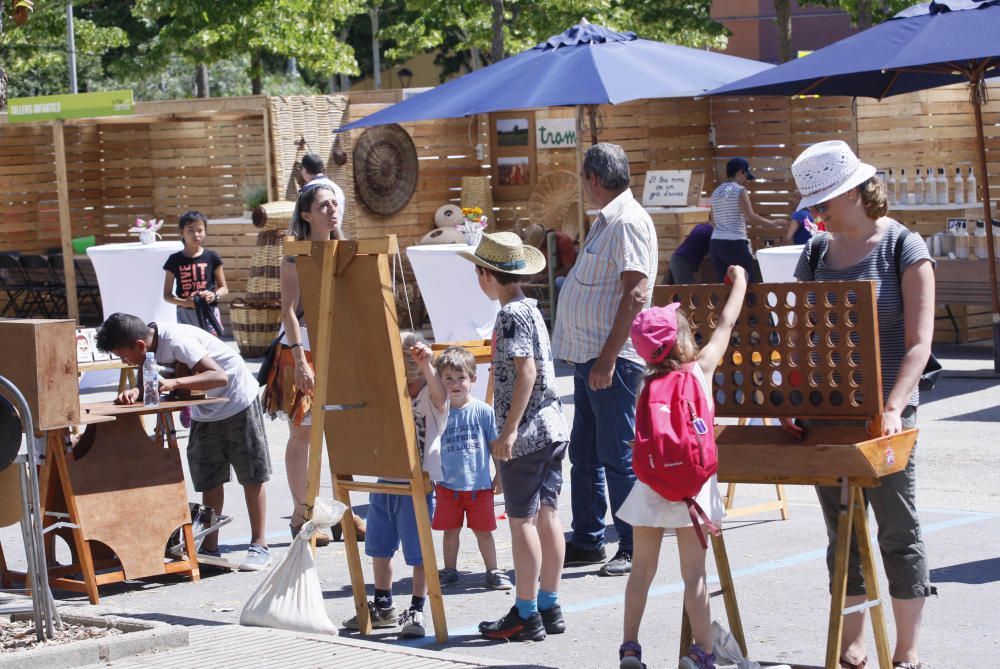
[49,254,102,323]
[0,254,30,318]
[0,254,40,317]
[18,255,66,318]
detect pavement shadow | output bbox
[123,611,229,626]
[939,404,1000,422]
[930,557,1000,585]
[410,633,559,667]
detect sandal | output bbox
[840,657,868,669]
[619,641,646,669]
[893,663,923,669]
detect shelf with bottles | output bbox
[884,166,981,209]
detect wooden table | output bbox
[77,359,136,394]
[34,398,222,603]
[934,257,1000,305]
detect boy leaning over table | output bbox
[95,312,272,571]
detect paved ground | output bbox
[3,341,998,669]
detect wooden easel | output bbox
[659,281,918,669]
[289,236,447,643]
[19,400,214,603]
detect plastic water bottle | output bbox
[954,168,965,205]
[936,168,949,205]
[887,169,897,205]
[967,167,977,204]
[925,168,937,206]
[913,169,924,205]
[143,352,160,407]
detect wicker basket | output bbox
[461,176,493,228]
[245,230,285,306]
[252,200,296,232]
[230,300,282,358]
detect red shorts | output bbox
[432,484,497,532]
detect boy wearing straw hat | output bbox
[460,232,571,642]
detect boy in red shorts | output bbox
[432,346,512,590]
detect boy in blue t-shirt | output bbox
[432,346,512,590]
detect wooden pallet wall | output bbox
[855,81,1000,207]
[712,94,858,249]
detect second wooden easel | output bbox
[289,236,447,643]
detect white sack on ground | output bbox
[713,621,792,669]
[240,498,346,634]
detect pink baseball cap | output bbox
[630,303,681,364]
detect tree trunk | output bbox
[339,74,351,91]
[0,67,7,110]
[490,0,504,63]
[250,49,263,95]
[773,0,793,63]
[856,0,875,29]
[470,46,482,71]
[369,6,381,89]
[195,63,209,98]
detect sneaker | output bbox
[599,548,632,576]
[179,406,192,429]
[539,604,565,634]
[439,567,460,585]
[563,542,607,567]
[678,643,717,669]
[479,605,546,642]
[485,569,513,590]
[399,608,426,638]
[342,601,398,629]
[197,547,221,560]
[238,544,272,571]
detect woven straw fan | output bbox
[528,170,581,242]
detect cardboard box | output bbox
[0,319,80,430]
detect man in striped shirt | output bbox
[552,143,657,577]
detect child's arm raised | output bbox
[410,342,447,413]
[491,356,536,462]
[697,265,748,376]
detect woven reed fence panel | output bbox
[267,94,353,234]
[712,94,857,249]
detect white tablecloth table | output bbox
[756,245,805,283]
[87,241,184,324]
[406,244,500,402]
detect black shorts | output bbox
[187,398,272,492]
[498,441,568,519]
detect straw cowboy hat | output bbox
[792,140,876,210]
[459,231,546,275]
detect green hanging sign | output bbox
[6,89,134,123]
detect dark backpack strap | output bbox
[894,227,911,281]
[808,235,823,277]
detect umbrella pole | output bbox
[587,104,599,145]
[969,75,1000,373]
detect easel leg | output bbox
[411,475,447,643]
[182,523,200,582]
[49,429,101,604]
[854,496,891,668]
[336,476,372,635]
[712,532,747,657]
[680,609,693,659]
[776,484,790,520]
[724,482,737,510]
[826,482,856,669]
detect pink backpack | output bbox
[633,362,719,548]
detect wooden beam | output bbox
[52,121,79,322]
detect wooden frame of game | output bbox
[654,280,919,669]
[289,236,448,643]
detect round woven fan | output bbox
[353,124,419,216]
[528,170,581,241]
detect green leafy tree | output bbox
[383,0,727,81]
[0,1,127,105]
[133,0,366,96]
[805,0,912,29]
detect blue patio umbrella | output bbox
[712,0,1000,371]
[339,21,771,135]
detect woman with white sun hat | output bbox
[788,140,935,669]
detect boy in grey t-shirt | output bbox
[460,232,571,642]
[95,312,271,571]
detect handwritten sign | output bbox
[642,170,692,207]
[536,118,576,149]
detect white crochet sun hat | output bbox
[792,140,876,210]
